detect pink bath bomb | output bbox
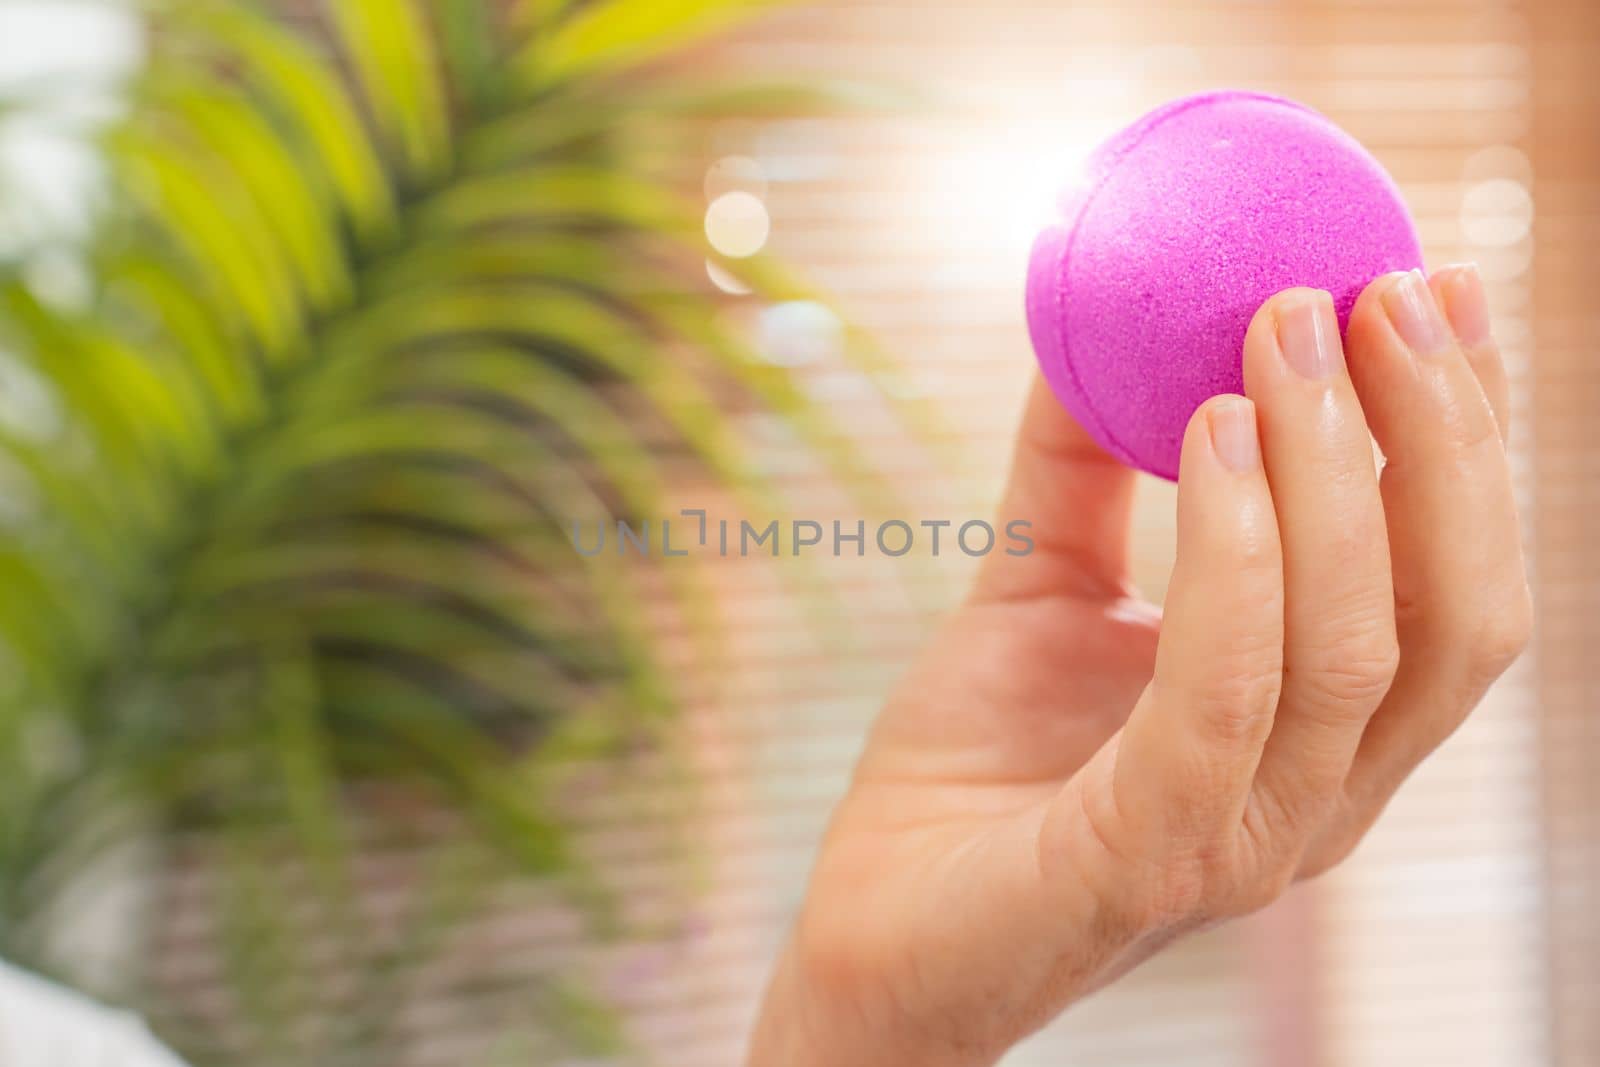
[1024,90,1422,480]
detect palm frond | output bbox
[0,1,906,1062]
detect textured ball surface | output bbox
[1024,90,1423,480]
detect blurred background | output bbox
[0,1,1595,1066]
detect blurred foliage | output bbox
[0,0,903,1061]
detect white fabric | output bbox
[0,960,187,1067]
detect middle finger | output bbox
[1240,288,1397,842]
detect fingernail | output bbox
[1382,269,1452,355]
[1208,396,1259,472]
[1274,292,1339,380]
[1439,263,1492,347]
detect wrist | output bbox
[746,934,997,1067]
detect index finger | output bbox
[971,374,1138,604]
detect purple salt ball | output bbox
[1024,90,1423,480]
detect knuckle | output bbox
[1102,837,1221,934]
[1176,839,1298,922]
[1240,794,1298,867]
[1156,641,1285,748]
[1186,668,1282,744]
[1470,583,1533,678]
[1303,628,1400,707]
[1138,832,1306,929]
[1229,806,1307,915]
[1047,768,1186,941]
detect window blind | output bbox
[1528,4,1600,1067]
[659,2,1559,1065]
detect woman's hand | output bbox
[747,268,1531,1066]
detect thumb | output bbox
[972,374,1138,603]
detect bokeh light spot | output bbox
[1461,178,1533,247]
[704,191,770,258]
[706,258,752,295]
[758,301,841,367]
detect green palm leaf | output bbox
[0,2,903,1063]
[516,0,785,85]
